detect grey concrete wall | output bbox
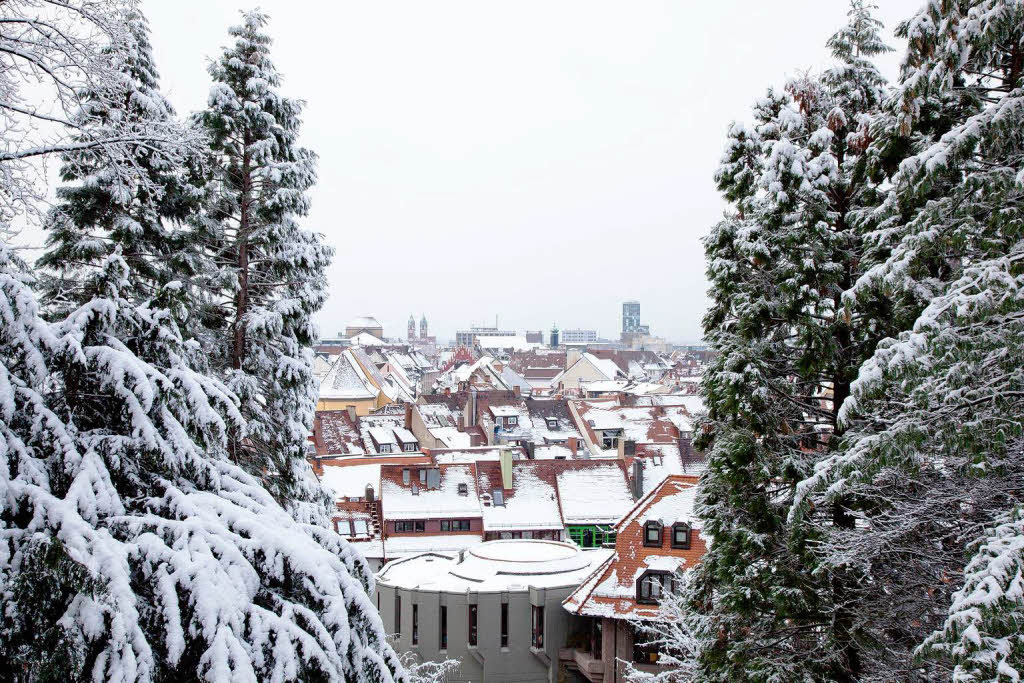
[378,582,584,683]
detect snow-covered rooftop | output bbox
[320,463,381,501]
[376,539,613,592]
[381,464,482,519]
[476,462,563,531]
[556,464,634,524]
[318,351,378,400]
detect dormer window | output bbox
[457,483,469,496]
[403,442,417,452]
[643,520,662,547]
[672,522,692,550]
[506,416,518,427]
[546,417,559,430]
[637,571,674,604]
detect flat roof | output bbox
[376,539,613,592]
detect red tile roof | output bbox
[564,475,705,621]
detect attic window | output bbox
[672,522,692,550]
[506,416,518,427]
[457,483,469,496]
[492,490,505,507]
[546,417,558,430]
[636,571,674,604]
[643,520,663,547]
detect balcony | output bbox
[558,648,603,682]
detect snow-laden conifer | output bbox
[37,8,205,327]
[193,10,332,523]
[794,1,1024,678]
[684,3,892,680]
[0,244,407,681]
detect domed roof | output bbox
[346,316,381,329]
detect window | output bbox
[637,571,675,604]
[457,483,469,496]
[395,521,425,533]
[531,605,544,649]
[404,442,416,452]
[379,443,392,453]
[569,525,617,549]
[411,484,419,496]
[412,604,419,645]
[492,489,505,506]
[402,469,410,484]
[419,469,427,484]
[440,520,471,532]
[506,415,518,426]
[353,520,368,536]
[468,604,478,646]
[395,595,401,635]
[672,522,692,549]
[643,520,663,547]
[546,417,559,430]
[500,603,509,648]
[439,606,447,650]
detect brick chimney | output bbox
[568,437,578,458]
[404,403,413,430]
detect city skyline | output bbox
[127,0,918,345]
[334,302,666,345]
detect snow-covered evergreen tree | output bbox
[686,3,892,680]
[1,5,412,681]
[193,10,332,522]
[0,244,407,681]
[37,8,205,325]
[795,0,1024,678]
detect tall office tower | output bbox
[622,301,641,334]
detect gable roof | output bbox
[563,475,704,621]
[555,461,634,525]
[380,463,482,520]
[314,410,366,455]
[474,461,563,531]
[319,350,379,401]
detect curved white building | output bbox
[376,539,613,682]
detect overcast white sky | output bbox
[141,0,923,344]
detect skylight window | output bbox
[492,490,505,506]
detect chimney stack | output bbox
[404,403,413,430]
[568,437,578,458]
[499,449,514,489]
